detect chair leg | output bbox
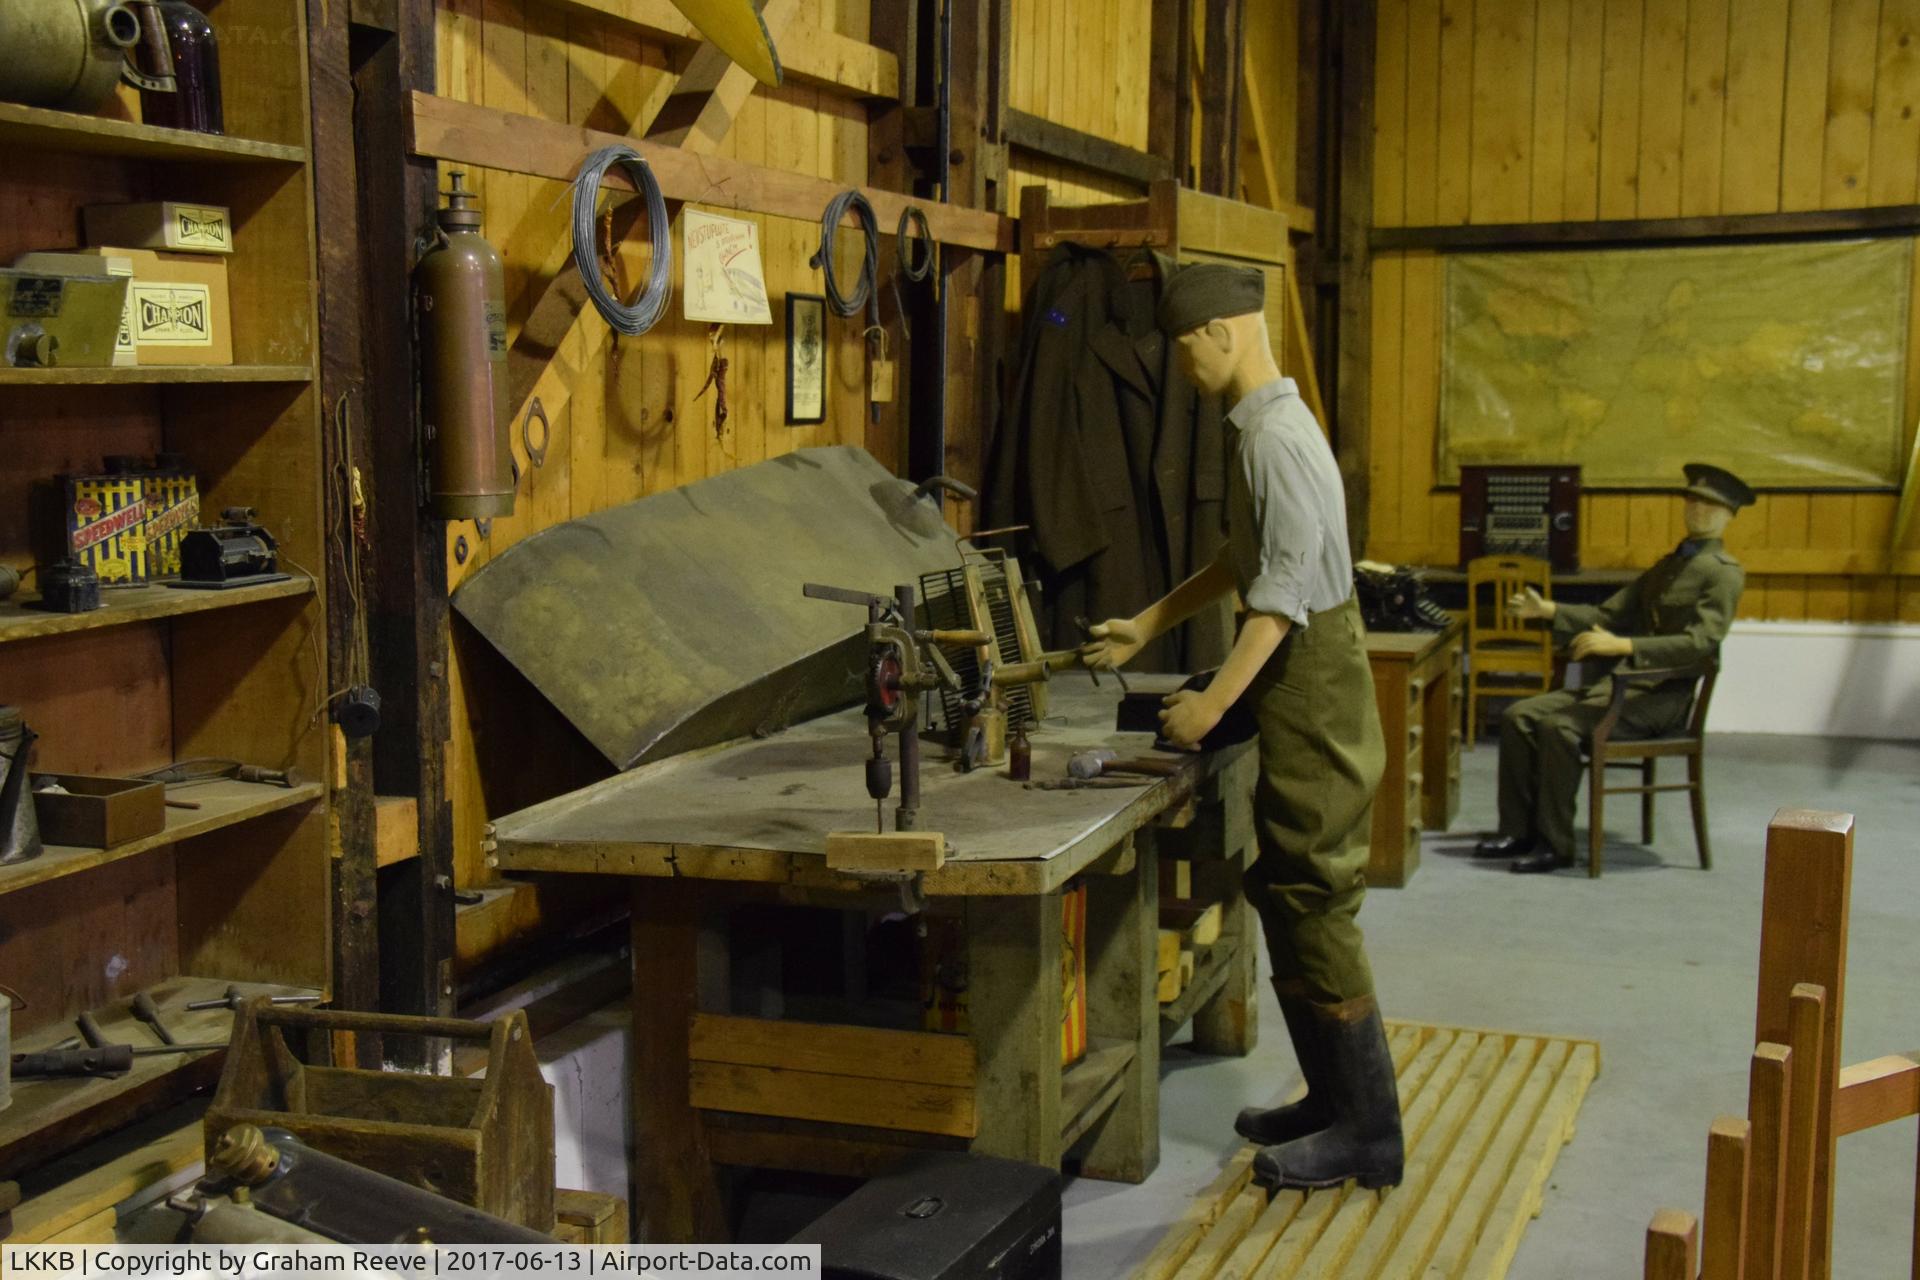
[1687,751,1711,870]
[1587,759,1605,879]
[1641,758,1656,844]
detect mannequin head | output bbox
[1683,495,1735,539]
[1173,310,1280,401]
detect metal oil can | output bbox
[415,172,514,521]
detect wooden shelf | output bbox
[0,976,323,1179]
[0,779,324,897]
[1159,939,1236,1042]
[0,365,312,387]
[0,103,305,165]
[0,577,312,646]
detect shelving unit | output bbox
[0,0,331,1180]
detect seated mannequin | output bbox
[1475,462,1754,875]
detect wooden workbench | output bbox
[489,675,1257,1242]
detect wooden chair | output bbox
[1463,555,1554,745]
[1645,811,1920,1280]
[1584,658,1718,878]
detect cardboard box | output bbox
[31,774,166,849]
[68,246,232,365]
[83,201,234,255]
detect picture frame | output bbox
[785,292,828,425]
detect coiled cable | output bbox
[570,145,673,336]
[890,205,936,336]
[810,189,880,321]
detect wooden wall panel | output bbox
[1369,0,1920,620]
[435,1,882,888]
[1008,0,1153,148]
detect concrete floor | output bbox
[1062,732,1920,1279]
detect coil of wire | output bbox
[570,144,673,337]
[810,189,880,320]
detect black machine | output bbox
[789,1152,1061,1280]
[171,506,291,589]
[1458,464,1580,570]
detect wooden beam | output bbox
[1333,0,1375,557]
[408,91,1015,253]
[534,0,897,100]
[1743,1042,1794,1280]
[1238,42,1283,209]
[1833,1053,1920,1136]
[1371,204,1920,251]
[1004,109,1170,187]
[1199,0,1245,195]
[1148,0,1192,183]
[1698,1116,1750,1280]
[647,0,799,151]
[1645,1209,1700,1280]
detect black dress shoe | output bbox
[1474,834,1535,858]
[1509,849,1575,874]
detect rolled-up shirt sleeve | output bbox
[1239,430,1321,627]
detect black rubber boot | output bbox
[1252,995,1404,1191]
[1233,981,1330,1145]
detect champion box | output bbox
[83,201,234,255]
[67,246,231,365]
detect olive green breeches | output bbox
[1242,598,1387,1006]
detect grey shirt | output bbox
[1225,377,1354,628]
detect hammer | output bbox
[1066,750,1183,781]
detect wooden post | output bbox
[1191,770,1258,1056]
[631,879,725,1242]
[344,0,457,1057]
[1079,831,1161,1181]
[1755,809,1854,1280]
[1782,984,1828,1279]
[1646,1209,1701,1280]
[1332,0,1376,557]
[1700,1115,1752,1280]
[1746,1043,1794,1280]
[302,0,381,1055]
[1149,0,1193,184]
[868,0,919,474]
[967,892,1064,1167]
[1199,0,1246,196]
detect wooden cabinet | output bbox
[0,0,328,1178]
[1365,620,1465,888]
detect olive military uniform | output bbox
[1497,537,1744,858]
[1225,379,1386,1007]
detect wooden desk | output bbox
[1365,619,1466,887]
[489,675,1256,1242]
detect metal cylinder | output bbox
[0,0,141,111]
[416,172,515,521]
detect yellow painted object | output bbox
[667,0,783,86]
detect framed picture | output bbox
[785,292,827,425]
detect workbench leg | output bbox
[1078,834,1161,1182]
[966,891,1064,1169]
[1191,857,1258,1057]
[631,879,727,1243]
[1193,776,1260,1057]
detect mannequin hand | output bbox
[1158,689,1221,751]
[1507,586,1555,621]
[1079,618,1144,671]
[1569,626,1632,660]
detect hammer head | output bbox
[1067,749,1118,780]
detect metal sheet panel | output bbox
[451,447,966,770]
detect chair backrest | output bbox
[1685,655,1721,737]
[1465,555,1552,651]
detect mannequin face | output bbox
[1173,319,1237,395]
[1683,496,1734,538]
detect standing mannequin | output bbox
[1081,264,1402,1192]
[1476,463,1752,874]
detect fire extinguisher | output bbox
[415,172,514,521]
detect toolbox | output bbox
[789,1152,1061,1280]
[30,774,166,849]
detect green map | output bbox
[1440,239,1913,489]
